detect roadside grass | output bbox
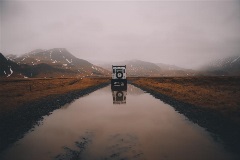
[129,76,240,123]
[1,76,240,122]
[0,77,110,113]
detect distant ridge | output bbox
[1,48,110,78]
[2,49,240,78]
[98,59,196,77]
[200,55,240,76]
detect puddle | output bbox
[1,84,237,160]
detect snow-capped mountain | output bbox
[201,55,240,76]
[1,52,82,78]
[6,48,110,77]
[124,60,162,76]
[99,60,162,77]
[98,60,196,77]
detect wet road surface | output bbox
[0,84,237,160]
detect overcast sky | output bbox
[1,0,240,69]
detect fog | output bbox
[1,0,240,69]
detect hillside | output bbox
[156,63,197,76]
[4,48,110,78]
[3,50,239,78]
[98,60,196,77]
[0,53,23,78]
[201,55,240,76]
[99,60,162,76]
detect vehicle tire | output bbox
[116,72,123,79]
[116,91,123,98]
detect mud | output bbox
[55,132,145,160]
[55,131,94,160]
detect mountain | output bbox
[6,48,110,78]
[156,63,197,76]
[20,63,79,78]
[1,52,78,78]
[201,55,240,76]
[98,60,197,77]
[156,63,183,71]
[99,60,162,77]
[125,60,162,76]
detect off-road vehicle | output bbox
[111,65,127,90]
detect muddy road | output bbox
[0,84,238,160]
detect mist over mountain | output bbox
[97,60,197,77]
[1,1,239,70]
[97,55,240,77]
[99,60,161,77]
[200,55,240,76]
[1,48,240,78]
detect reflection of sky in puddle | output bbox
[1,84,237,160]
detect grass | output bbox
[129,76,240,123]
[0,77,110,113]
[1,76,240,123]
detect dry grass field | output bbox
[1,76,240,122]
[0,77,109,113]
[130,76,240,123]
[1,76,240,154]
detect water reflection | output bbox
[110,84,145,104]
[1,84,237,160]
[111,86,127,105]
[127,84,144,95]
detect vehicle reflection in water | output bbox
[0,84,237,160]
[111,82,145,105]
[111,86,127,105]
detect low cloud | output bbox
[1,0,240,69]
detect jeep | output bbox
[111,65,127,90]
